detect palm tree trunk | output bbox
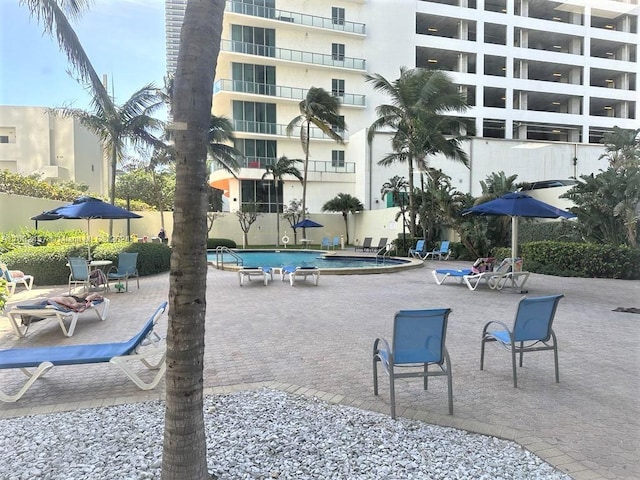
[301,121,310,221]
[407,156,416,237]
[275,180,280,247]
[342,212,350,244]
[161,1,224,479]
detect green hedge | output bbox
[207,238,237,249]
[493,241,640,279]
[0,242,171,286]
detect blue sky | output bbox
[0,0,166,111]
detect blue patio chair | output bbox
[67,257,91,294]
[332,236,340,249]
[321,237,331,249]
[480,294,564,387]
[423,240,451,260]
[373,308,453,418]
[107,252,139,292]
[408,239,426,259]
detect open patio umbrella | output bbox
[292,219,323,229]
[31,196,142,260]
[462,192,576,271]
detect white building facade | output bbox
[0,106,106,194]
[165,0,639,211]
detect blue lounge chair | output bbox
[423,240,451,260]
[107,252,139,292]
[432,268,473,285]
[281,265,320,286]
[480,294,564,387]
[238,266,272,286]
[321,237,331,249]
[0,262,34,295]
[408,240,426,259]
[6,296,110,338]
[0,302,167,402]
[373,308,453,419]
[332,236,340,249]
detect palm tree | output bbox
[262,156,303,246]
[599,126,640,169]
[162,0,226,478]
[20,0,116,119]
[475,171,520,249]
[208,114,243,174]
[60,84,164,210]
[286,87,345,221]
[380,175,409,241]
[366,67,471,237]
[321,193,364,244]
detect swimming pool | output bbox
[207,249,420,274]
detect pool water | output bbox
[207,250,409,269]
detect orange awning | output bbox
[210,178,230,197]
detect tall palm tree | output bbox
[60,84,164,211]
[262,156,303,246]
[321,193,364,244]
[162,0,226,478]
[366,67,471,237]
[475,171,520,249]
[380,175,409,240]
[599,126,640,169]
[286,87,345,221]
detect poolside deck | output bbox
[1,261,638,479]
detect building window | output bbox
[231,25,276,57]
[332,115,345,135]
[241,179,282,213]
[234,139,277,168]
[232,100,277,134]
[332,43,345,61]
[0,136,8,144]
[232,62,276,95]
[332,7,345,25]
[331,79,345,97]
[332,150,345,168]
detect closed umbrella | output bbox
[462,192,576,274]
[31,196,142,260]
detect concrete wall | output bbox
[0,192,399,247]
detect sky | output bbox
[0,0,167,111]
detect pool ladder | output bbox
[214,246,244,269]
[375,243,394,265]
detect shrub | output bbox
[493,241,640,279]
[207,238,237,249]
[0,242,171,286]
[519,220,583,244]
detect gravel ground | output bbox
[0,388,571,480]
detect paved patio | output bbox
[1,260,638,479]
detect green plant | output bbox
[0,278,8,312]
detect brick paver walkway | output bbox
[1,261,638,479]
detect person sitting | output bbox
[158,228,168,244]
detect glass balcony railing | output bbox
[213,157,355,174]
[214,79,366,106]
[226,0,366,35]
[222,40,366,70]
[232,120,348,141]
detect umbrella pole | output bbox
[87,219,92,261]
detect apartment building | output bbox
[166,0,639,211]
[0,106,106,194]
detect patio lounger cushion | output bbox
[6,297,110,338]
[0,302,167,403]
[238,266,271,286]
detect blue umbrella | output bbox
[31,196,142,259]
[463,192,576,268]
[292,219,324,229]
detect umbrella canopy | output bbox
[292,219,324,229]
[462,192,576,268]
[31,196,142,260]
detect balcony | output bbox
[232,120,347,141]
[226,0,366,35]
[221,40,366,70]
[213,157,356,174]
[214,79,366,106]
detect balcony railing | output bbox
[226,0,366,35]
[233,120,348,140]
[222,40,366,70]
[214,79,366,106]
[213,157,356,174]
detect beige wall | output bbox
[0,192,398,247]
